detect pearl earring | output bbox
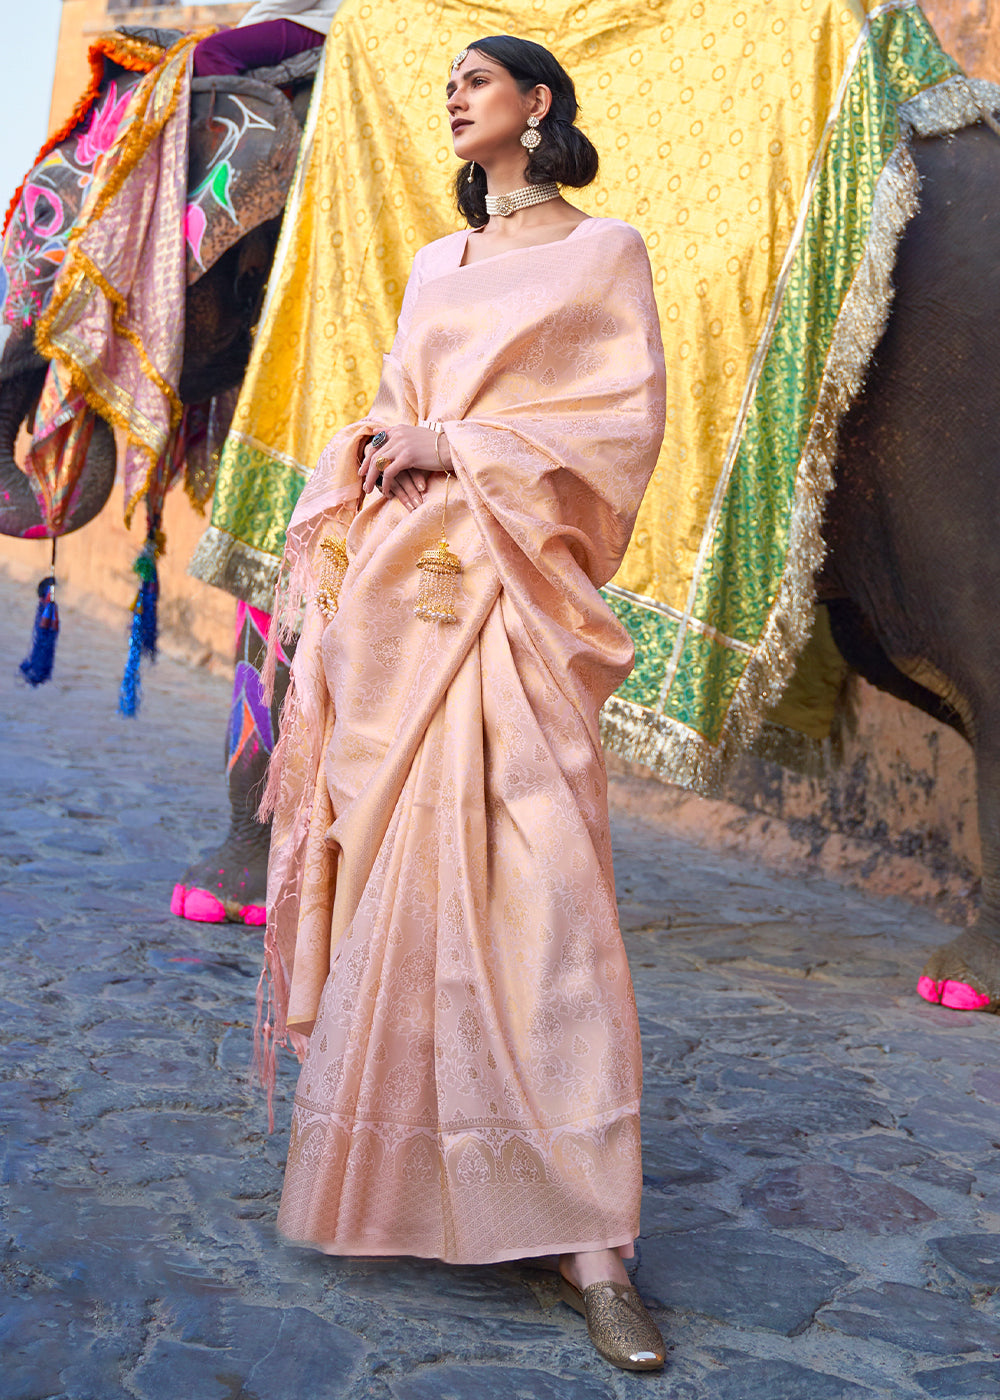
[467,160,476,185]
[520,115,541,150]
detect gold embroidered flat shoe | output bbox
[558,1275,665,1371]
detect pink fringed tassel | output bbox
[252,919,292,1133]
[253,963,278,1133]
[257,677,298,822]
[260,580,283,707]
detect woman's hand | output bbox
[358,425,452,513]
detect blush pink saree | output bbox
[262,216,666,1264]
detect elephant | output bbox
[0,28,312,922]
[0,28,314,540]
[820,115,1000,1010]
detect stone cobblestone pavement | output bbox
[2,571,999,1400]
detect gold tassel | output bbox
[316,534,349,618]
[415,475,462,623]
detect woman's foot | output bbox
[558,1249,665,1372]
[559,1247,630,1290]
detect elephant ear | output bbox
[185,77,302,285]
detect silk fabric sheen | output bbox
[265,218,665,1263]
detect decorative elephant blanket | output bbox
[31,32,202,530]
[191,0,984,791]
[0,30,163,341]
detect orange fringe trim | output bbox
[2,31,166,237]
[34,30,212,526]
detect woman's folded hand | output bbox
[357,424,451,512]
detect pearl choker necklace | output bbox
[484,182,560,218]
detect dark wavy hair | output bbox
[453,36,599,228]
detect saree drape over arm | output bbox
[263,217,666,1264]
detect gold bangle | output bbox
[434,428,450,474]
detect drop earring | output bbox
[467,160,476,185]
[520,115,541,149]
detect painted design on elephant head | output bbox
[0,80,132,337]
[185,97,277,269]
[75,81,133,167]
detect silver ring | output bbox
[371,430,388,450]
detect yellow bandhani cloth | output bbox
[190,0,974,788]
[34,32,202,527]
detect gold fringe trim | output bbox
[603,130,924,795]
[899,74,1000,138]
[68,250,183,429]
[58,32,204,244]
[182,473,210,516]
[95,30,170,73]
[34,29,211,527]
[603,73,1000,792]
[1,29,166,237]
[186,524,282,612]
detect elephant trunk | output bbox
[0,370,117,538]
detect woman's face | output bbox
[446,51,547,165]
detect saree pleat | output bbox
[267,218,665,1263]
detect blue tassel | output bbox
[118,597,143,717]
[118,540,159,717]
[137,553,158,659]
[20,575,59,686]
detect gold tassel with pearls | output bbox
[415,475,462,623]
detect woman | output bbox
[192,0,336,78]
[261,35,667,1372]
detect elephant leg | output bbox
[172,602,292,925]
[919,732,1000,1012]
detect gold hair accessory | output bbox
[484,181,559,217]
[520,114,541,150]
[451,47,468,72]
[317,535,349,618]
[415,475,462,623]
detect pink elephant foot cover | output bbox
[916,975,991,1011]
[171,883,266,926]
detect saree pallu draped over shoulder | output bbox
[262,218,666,1264]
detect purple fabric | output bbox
[193,20,325,78]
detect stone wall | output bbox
[920,0,1000,81]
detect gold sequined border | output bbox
[899,74,1000,136]
[187,524,282,613]
[603,129,924,795]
